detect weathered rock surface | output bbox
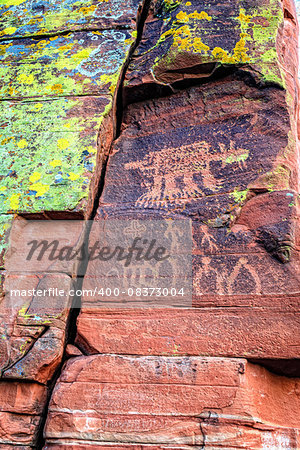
[0,0,139,38]
[0,381,47,447]
[92,78,300,305]
[0,0,141,264]
[0,0,300,448]
[44,355,300,448]
[76,308,300,359]
[125,0,299,96]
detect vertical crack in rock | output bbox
[91,0,152,219]
[33,1,152,449]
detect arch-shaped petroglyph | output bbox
[194,254,262,296]
[227,257,261,296]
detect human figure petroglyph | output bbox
[197,225,219,253]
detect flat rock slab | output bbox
[0,0,139,224]
[0,0,140,38]
[0,30,132,217]
[0,30,133,99]
[0,97,110,215]
[44,355,300,448]
[0,272,74,383]
[76,308,300,360]
[0,381,47,447]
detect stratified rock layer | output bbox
[45,356,300,448]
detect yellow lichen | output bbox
[30,182,50,197]
[189,11,212,21]
[9,193,20,209]
[29,172,41,183]
[17,139,28,149]
[3,0,25,6]
[57,138,69,150]
[71,48,92,62]
[78,5,97,15]
[237,9,252,26]
[17,74,34,84]
[176,11,189,22]
[172,25,210,54]
[50,159,62,167]
[33,103,43,111]
[176,10,212,23]
[69,172,80,181]
[0,26,17,37]
[212,33,250,64]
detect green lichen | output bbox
[18,305,53,324]
[249,0,284,86]
[0,97,113,213]
[0,31,131,98]
[0,0,136,38]
[226,151,249,165]
[18,305,34,321]
[100,71,121,95]
[0,214,13,267]
[254,165,291,192]
[0,26,134,215]
[230,189,248,204]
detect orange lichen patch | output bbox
[212,33,250,64]
[78,5,97,15]
[50,84,63,94]
[176,10,212,22]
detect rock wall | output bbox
[0,0,299,448]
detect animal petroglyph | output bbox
[125,140,249,207]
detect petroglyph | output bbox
[125,140,250,207]
[195,255,262,296]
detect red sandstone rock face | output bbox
[0,0,300,448]
[0,382,47,447]
[94,79,300,305]
[75,308,300,358]
[44,356,300,448]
